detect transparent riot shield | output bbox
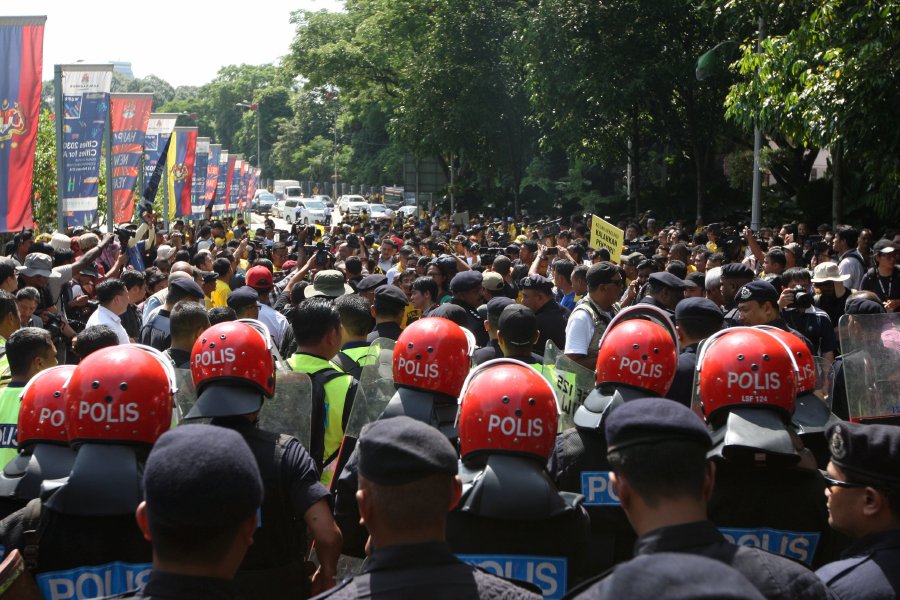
[343,338,397,438]
[838,312,900,424]
[175,368,314,449]
[544,340,596,431]
[812,356,834,408]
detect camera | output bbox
[114,227,135,239]
[316,242,330,267]
[545,247,559,257]
[790,285,813,310]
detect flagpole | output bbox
[53,65,65,233]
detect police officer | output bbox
[496,304,544,366]
[447,360,592,595]
[666,297,723,407]
[186,319,342,598]
[519,274,569,352]
[113,425,263,599]
[473,297,515,364]
[314,417,540,599]
[333,317,473,557]
[696,327,838,567]
[549,305,679,573]
[367,285,407,342]
[736,279,816,354]
[355,274,387,307]
[448,271,489,347]
[0,365,76,520]
[719,263,756,326]
[226,286,260,320]
[0,345,175,599]
[637,271,689,316]
[569,397,828,600]
[815,422,900,599]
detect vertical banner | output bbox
[191,137,209,219]
[248,167,261,205]
[165,126,197,220]
[109,93,152,223]
[231,159,243,214]
[214,150,229,215]
[205,143,221,210]
[238,161,249,212]
[54,64,113,228]
[223,154,237,213]
[0,17,45,232]
[140,113,178,209]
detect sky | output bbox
[4,0,344,87]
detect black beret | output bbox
[685,271,705,289]
[144,424,263,528]
[486,296,516,320]
[845,297,886,315]
[374,284,409,308]
[169,277,205,299]
[605,397,712,453]
[649,271,690,289]
[227,286,259,310]
[827,422,900,487]
[675,297,724,324]
[586,261,620,287]
[358,416,458,485]
[450,270,483,293]
[428,303,469,327]
[356,274,388,292]
[518,274,554,294]
[499,304,537,347]
[585,552,765,600]
[720,263,756,280]
[736,279,779,306]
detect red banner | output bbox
[110,93,152,223]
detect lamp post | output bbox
[235,101,260,174]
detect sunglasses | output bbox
[820,470,867,489]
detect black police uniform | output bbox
[450,298,489,347]
[816,531,900,600]
[367,321,402,342]
[139,308,171,351]
[667,342,699,408]
[311,542,541,600]
[110,571,239,599]
[473,339,502,365]
[210,417,330,599]
[164,348,191,369]
[637,294,674,318]
[534,300,569,353]
[782,308,837,357]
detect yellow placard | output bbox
[589,215,625,263]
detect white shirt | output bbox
[86,305,130,344]
[257,303,288,349]
[563,307,596,355]
[839,249,865,290]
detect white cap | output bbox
[49,233,71,252]
[156,245,175,261]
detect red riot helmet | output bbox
[457,359,559,462]
[595,305,679,396]
[65,345,176,446]
[18,365,76,447]
[696,327,799,422]
[188,319,276,419]
[393,317,473,398]
[758,327,816,394]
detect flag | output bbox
[55,64,113,227]
[205,143,221,209]
[109,93,152,223]
[223,154,237,213]
[0,17,45,232]
[141,113,178,209]
[214,150,229,215]
[165,126,197,220]
[191,137,209,219]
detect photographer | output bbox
[118,210,157,271]
[778,267,836,363]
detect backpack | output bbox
[332,351,364,380]
[308,367,358,471]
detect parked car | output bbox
[272,199,288,218]
[367,203,394,221]
[252,191,277,214]
[338,195,369,215]
[312,194,334,210]
[397,204,419,219]
[285,199,328,225]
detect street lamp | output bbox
[235,101,260,174]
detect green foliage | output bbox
[31,109,58,229]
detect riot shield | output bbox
[812,356,833,407]
[838,312,900,424]
[544,340,596,431]
[344,338,397,438]
[175,368,314,449]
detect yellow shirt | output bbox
[211,279,231,308]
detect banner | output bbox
[165,126,197,220]
[191,137,209,219]
[238,161,249,211]
[223,154,237,213]
[0,17,45,232]
[140,113,178,209]
[214,150,229,215]
[109,93,152,223]
[205,143,221,209]
[232,159,244,213]
[248,167,261,205]
[55,64,113,227]
[589,214,625,263]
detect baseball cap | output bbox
[498,304,538,347]
[245,266,274,291]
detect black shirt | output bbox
[473,340,502,365]
[164,348,192,370]
[115,570,238,599]
[667,343,699,407]
[450,299,489,348]
[534,300,570,354]
[367,321,402,343]
[140,309,171,352]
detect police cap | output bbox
[358,416,458,485]
[143,424,263,529]
[486,296,516,320]
[675,297,724,325]
[450,270,483,293]
[356,274,387,292]
[736,279,779,306]
[845,297,886,315]
[518,274,554,294]
[499,304,538,347]
[720,263,756,281]
[374,285,408,309]
[428,303,469,327]
[169,277,205,300]
[649,271,690,290]
[605,397,712,453]
[227,286,259,311]
[827,422,900,487]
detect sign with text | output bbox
[589,214,625,263]
[109,93,152,223]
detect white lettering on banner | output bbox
[719,527,819,565]
[487,415,544,438]
[458,555,567,599]
[581,472,621,506]
[38,408,65,427]
[77,401,139,424]
[396,356,439,379]
[38,562,152,600]
[618,357,663,380]
[726,372,781,391]
[194,347,236,368]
